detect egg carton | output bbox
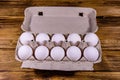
[15,7,102,71]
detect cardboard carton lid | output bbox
[21,7,98,34]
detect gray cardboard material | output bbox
[21,7,98,34]
[15,7,102,71]
[30,16,90,34]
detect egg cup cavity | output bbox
[66,46,82,62]
[34,46,49,61]
[50,46,65,61]
[83,46,100,62]
[16,38,37,61]
[19,32,35,45]
[36,33,50,45]
[16,45,33,61]
[83,33,99,47]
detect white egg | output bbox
[84,33,99,46]
[34,46,49,60]
[50,46,65,61]
[17,45,33,60]
[67,33,81,44]
[83,46,99,62]
[19,32,34,45]
[51,33,66,44]
[36,33,50,44]
[67,46,82,61]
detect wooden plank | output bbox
[0,0,120,16]
[94,51,120,71]
[0,72,119,80]
[97,16,120,27]
[0,16,23,24]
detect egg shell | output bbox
[67,33,81,44]
[51,33,66,44]
[83,46,99,62]
[36,33,50,44]
[50,46,65,61]
[34,46,49,60]
[17,45,33,60]
[84,33,99,46]
[19,32,34,45]
[67,46,82,61]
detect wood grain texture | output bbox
[0,0,120,80]
[0,0,120,16]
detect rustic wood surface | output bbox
[0,0,120,80]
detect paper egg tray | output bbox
[15,7,102,71]
[15,33,102,71]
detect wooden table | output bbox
[0,0,120,80]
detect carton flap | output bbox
[21,7,98,34]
